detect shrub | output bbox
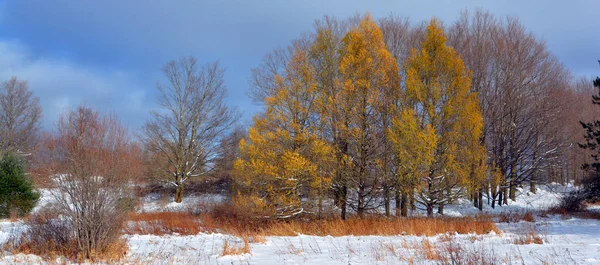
[37,106,142,260]
[5,208,127,261]
[0,153,39,218]
[559,171,600,212]
[522,212,535,222]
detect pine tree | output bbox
[391,19,485,217]
[0,153,39,218]
[578,60,600,202]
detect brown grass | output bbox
[522,212,535,222]
[513,224,543,245]
[234,216,499,237]
[221,236,250,256]
[421,239,441,261]
[435,237,504,265]
[124,212,207,235]
[125,206,499,238]
[545,206,569,216]
[498,211,536,223]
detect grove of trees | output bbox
[234,11,593,219]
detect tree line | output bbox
[0,10,597,225]
[235,11,589,219]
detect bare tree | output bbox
[143,57,238,203]
[39,105,142,260]
[0,77,42,155]
[213,126,246,180]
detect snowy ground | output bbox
[2,184,599,265]
[139,192,227,213]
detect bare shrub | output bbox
[2,209,72,257]
[36,105,143,261]
[497,211,535,223]
[522,212,535,222]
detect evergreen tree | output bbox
[578,60,600,201]
[0,153,39,218]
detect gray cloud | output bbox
[0,40,152,130]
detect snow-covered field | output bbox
[2,184,599,265]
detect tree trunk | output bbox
[401,191,408,217]
[410,187,416,211]
[530,181,536,194]
[473,190,478,208]
[497,189,503,207]
[357,185,365,218]
[318,196,323,219]
[509,163,517,201]
[509,180,516,201]
[437,204,444,215]
[340,186,348,220]
[486,181,491,205]
[384,188,391,217]
[395,190,401,217]
[175,182,184,203]
[426,204,433,217]
[478,188,483,211]
[446,187,453,204]
[503,186,509,205]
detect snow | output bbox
[442,183,573,217]
[2,184,599,264]
[140,192,227,213]
[119,220,600,264]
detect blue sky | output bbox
[0,0,598,130]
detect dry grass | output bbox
[125,205,499,238]
[421,239,441,261]
[221,236,250,256]
[244,216,499,237]
[124,212,206,235]
[498,211,536,223]
[513,224,544,245]
[522,212,535,222]
[545,206,569,216]
[434,237,505,265]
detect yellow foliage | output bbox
[234,46,335,219]
[390,19,486,209]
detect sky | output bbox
[0,0,598,131]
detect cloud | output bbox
[0,39,152,130]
